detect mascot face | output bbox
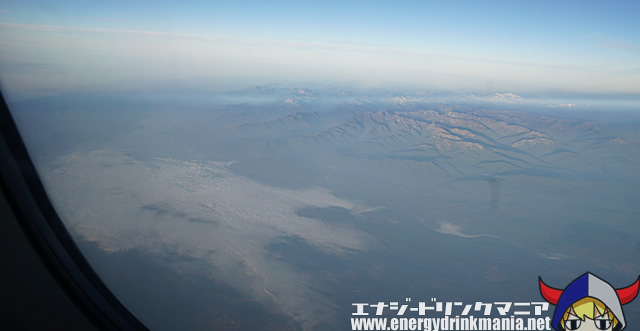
[539,273,639,331]
[560,297,615,330]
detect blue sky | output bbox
[0,1,639,98]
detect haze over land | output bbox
[9,86,640,329]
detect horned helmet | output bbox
[539,273,639,330]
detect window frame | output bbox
[0,91,148,331]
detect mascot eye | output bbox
[594,318,611,330]
[565,319,581,330]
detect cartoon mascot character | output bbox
[539,272,639,330]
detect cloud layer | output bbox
[2,22,640,99]
[44,150,373,329]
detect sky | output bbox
[0,0,639,99]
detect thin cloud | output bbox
[605,39,640,53]
[2,22,638,95]
[0,21,583,72]
[82,17,125,24]
[0,22,385,53]
[593,33,640,54]
[0,60,69,74]
[433,221,502,239]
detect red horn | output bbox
[539,277,563,305]
[616,276,640,305]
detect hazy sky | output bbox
[0,1,639,98]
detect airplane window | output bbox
[1,1,639,330]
